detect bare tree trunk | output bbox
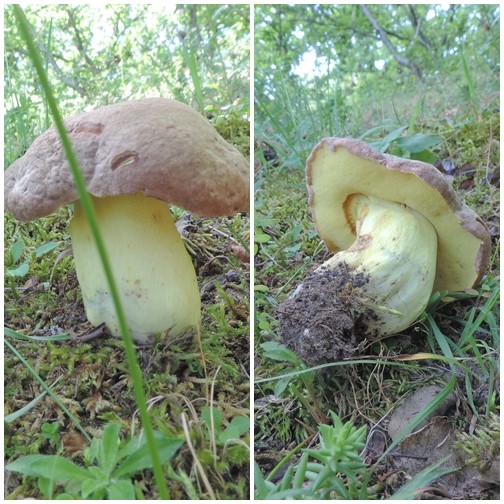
[360,4,424,81]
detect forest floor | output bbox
[254,109,500,499]
[4,115,250,499]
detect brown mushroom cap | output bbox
[306,137,491,293]
[5,98,249,221]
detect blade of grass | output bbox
[389,455,458,499]
[254,354,472,386]
[5,327,71,342]
[13,6,169,499]
[408,96,424,134]
[460,48,481,119]
[255,95,304,167]
[426,313,455,371]
[5,376,62,423]
[183,43,204,112]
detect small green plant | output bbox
[6,423,184,499]
[41,422,61,449]
[359,125,442,163]
[459,49,482,120]
[201,405,249,445]
[5,238,60,279]
[255,412,368,499]
[200,405,250,466]
[255,411,459,500]
[455,413,500,472]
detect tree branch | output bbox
[22,18,87,96]
[360,4,423,80]
[65,7,99,74]
[35,37,88,96]
[406,4,433,51]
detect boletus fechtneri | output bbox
[5,98,249,343]
[279,138,491,365]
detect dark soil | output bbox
[277,263,376,366]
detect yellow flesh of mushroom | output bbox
[319,194,438,335]
[69,193,201,343]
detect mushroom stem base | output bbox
[70,193,201,343]
[279,196,437,365]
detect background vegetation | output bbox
[4,4,250,499]
[254,4,499,499]
[255,4,499,166]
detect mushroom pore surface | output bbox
[70,192,200,343]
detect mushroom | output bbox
[5,98,249,343]
[278,137,491,365]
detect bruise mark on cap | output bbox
[71,122,104,135]
[111,151,139,171]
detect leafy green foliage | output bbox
[5,4,250,165]
[5,239,60,278]
[201,406,249,445]
[255,413,367,499]
[255,412,458,500]
[6,424,184,499]
[255,4,499,166]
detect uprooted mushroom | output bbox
[5,98,249,343]
[278,138,491,366]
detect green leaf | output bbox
[260,341,301,364]
[81,478,107,499]
[5,377,61,423]
[10,239,25,264]
[7,455,91,482]
[201,405,224,433]
[4,327,71,342]
[218,415,250,443]
[370,126,408,152]
[395,133,442,153]
[113,433,183,478]
[411,149,437,163]
[6,261,29,277]
[98,423,121,476]
[38,476,55,499]
[254,284,270,292]
[55,493,75,500]
[35,240,60,257]
[273,376,292,396]
[108,479,136,500]
[258,318,270,330]
[255,232,272,243]
[390,456,457,499]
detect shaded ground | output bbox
[5,211,250,499]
